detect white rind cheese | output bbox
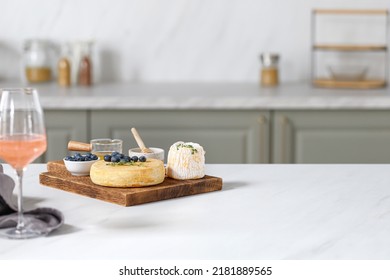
[166,141,205,180]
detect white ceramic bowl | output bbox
[63,158,99,176]
[328,65,368,81]
[128,147,165,162]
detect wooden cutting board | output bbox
[39,161,223,207]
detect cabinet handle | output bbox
[257,115,268,163]
[257,115,267,125]
[279,115,290,163]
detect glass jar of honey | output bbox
[260,53,279,87]
[23,39,54,83]
[90,138,123,160]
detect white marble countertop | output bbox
[2,82,390,110]
[1,163,390,260]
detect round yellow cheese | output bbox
[90,158,165,187]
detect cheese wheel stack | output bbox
[166,141,205,180]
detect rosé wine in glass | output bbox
[0,134,46,169]
[0,88,47,239]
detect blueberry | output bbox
[111,156,120,163]
[91,154,98,160]
[104,155,112,162]
[139,156,146,162]
[74,153,81,157]
[79,156,85,161]
[131,156,138,162]
[118,153,125,159]
[111,152,119,156]
[120,158,126,163]
[65,156,72,161]
[123,156,131,162]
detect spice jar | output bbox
[57,44,71,87]
[78,55,92,86]
[23,39,54,83]
[260,53,279,87]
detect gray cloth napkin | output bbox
[0,163,64,234]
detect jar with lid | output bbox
[260,53,279,87]
[23,39,54,83]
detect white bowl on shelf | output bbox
[328,65,368,81]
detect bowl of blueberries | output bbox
[103,151,147,164]
[63,153,99,176]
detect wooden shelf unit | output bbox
[313,44,387,52]
[313,79,386,89]
[311,9,389,89]
[313,9,388,15]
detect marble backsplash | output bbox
[0,0,388,83]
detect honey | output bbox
[25,67,52,83]
[91,138,123,160]
[261,68,279,87]
[93,151,112,160]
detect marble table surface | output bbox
[1,164,390,260]
[2,82,390,110]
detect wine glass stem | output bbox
[15,168,25,231]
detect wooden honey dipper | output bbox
[67,140,92,152]
[131,128,153,153]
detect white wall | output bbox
[0,0,389,83]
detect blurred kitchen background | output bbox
[0,0,388,84]
[2,0,390,164]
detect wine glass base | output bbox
[0,227,48,239]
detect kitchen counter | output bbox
[2,82,390,110]
[1,163,390,260]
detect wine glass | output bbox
[0,88,47,239]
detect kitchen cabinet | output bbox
[36,109,390,164]
[3,82,390,164]
[273,110,390,163]
[37,110,88,163]
[90,110,270,163]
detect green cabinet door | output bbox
[273,110,390,163]
[37,110,88,163]
[90,110,270,163]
